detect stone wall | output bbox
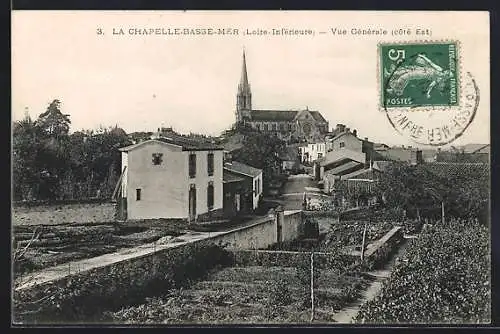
[282,210,303,242]
[12,202,116,226]
[13,210,306,323]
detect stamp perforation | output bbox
[377,39,463,111]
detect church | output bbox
[235,51,329,143]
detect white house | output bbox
[299,142,327,164]
[115,137,224,221]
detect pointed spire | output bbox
[239,49,250,90]
[236,48,252,114]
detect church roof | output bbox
[250,110,298,121]
[309,110,327,123]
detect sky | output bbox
[12,11,490,147]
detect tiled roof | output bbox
[420,162,489,179]
[119,136,223,152]
[250,110,298,122]
[224,161,262,178]
[325,161,364,176]
[156,136,223,151]
[341,168,375,180]
[462,143,490,154]
[223,170,245,183]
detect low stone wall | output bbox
[282,210,303,242]
[13,242,231,324]
[12,202,117,226]
[363,227,403,271]
[13,210,306,323]
[232,249,348,269]
[210,218,276,250]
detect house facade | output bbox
[299,124,375,164]
[116,138,224,221]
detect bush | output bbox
[267,278,293,306]
[354,218,490,324]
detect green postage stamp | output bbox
[380,42,459,108]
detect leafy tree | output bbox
[12,99,132,201]
[230,126,286,193]
[36,99,71,138]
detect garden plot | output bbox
[108,265,373,324]
[13,222,187,277]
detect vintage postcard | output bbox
[11,11,490,325]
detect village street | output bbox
[276,174,329,210]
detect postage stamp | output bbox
[380,42,459,108]
[379,41,479,146]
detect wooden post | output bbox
[441,202,445,224]
[310,251,314,323]
[360,222,367,262]
[417,207,421,222]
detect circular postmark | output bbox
[379,41,479,146]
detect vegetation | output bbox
[14,242,232,324]
[221,123,287,194]
[105,265,371,324]
[13,100,132,201]
[355,218,490,324]
[373,162,489,224]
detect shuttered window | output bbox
[189,153,196,178]
[207,152,214,176]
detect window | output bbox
[152,153,163,165]
[254,179,258,194]
[189,153,196,178]
[272,123,277,131]
[207,152,214,176]
[340,142,345,148]
[318,153,323,158]
[207,182,214,210]
[266,124,270,132]
[136,189,141,201]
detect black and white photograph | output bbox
[11,11,490,325]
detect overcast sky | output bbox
[12,11,489,147]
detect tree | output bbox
[231,128,286,193]
[36,99,71,138]
[12,118,43,200]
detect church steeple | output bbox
[236,49,252,123]
[239,50,250,91]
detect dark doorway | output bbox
[189,186,196,221]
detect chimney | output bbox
[352,129,357,137]
[364,137,368,141]
[345,127,350,133]
[336,124,346,133]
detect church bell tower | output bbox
[236,50,252,123]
